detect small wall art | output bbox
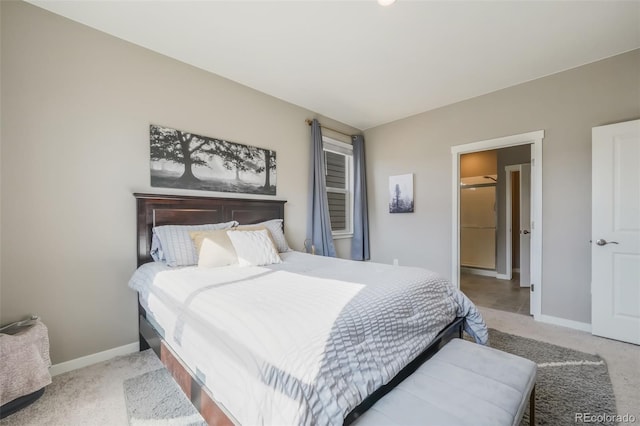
[389,173,414,213]
[150,124,276,195]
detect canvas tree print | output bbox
[150,125,276,195]
[389,174,414,213]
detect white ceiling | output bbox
[28,1,640,130]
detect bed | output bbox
[131,193,487,425]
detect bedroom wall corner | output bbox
[363,49,640,325]
[0,0,358,364]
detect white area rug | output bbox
[482,329,617,426]
[123,368,205,426]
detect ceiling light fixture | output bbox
[378,0,396,6]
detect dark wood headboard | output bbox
[134,193,286,266]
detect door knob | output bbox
[522,230,530,235]
[596,239,619,246]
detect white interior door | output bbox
[519,163,531,289]
[592,119,640,345]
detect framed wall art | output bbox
[389,173,414,213]
[150,124,276,195]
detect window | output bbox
[323,137,354,238]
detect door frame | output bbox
[451,130,544,319]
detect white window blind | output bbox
[323,137,354,237]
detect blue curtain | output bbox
[351,135,370,261]
[307,119,336,257]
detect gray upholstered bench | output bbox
[353,338,536,426]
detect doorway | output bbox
[451,130,544,319]
[458,150,531,315]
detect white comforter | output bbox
[129,252,487,425]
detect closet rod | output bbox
[305,119,352,138]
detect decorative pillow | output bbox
[190,226,275,268]
[189,229,238,268]
[239,219,290,253]
[233,225,277,247]
[151,221,238,266]
[226,229,282,266]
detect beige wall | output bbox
[0,0,3,297]
[364,49,640,324]
[0,1,358,363]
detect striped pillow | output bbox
[227,229,282,266]
[239,219,290,253]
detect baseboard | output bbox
[536,314,592,333]
[496,273,511,280]
[49,341,139,377]
[461,267,496,278]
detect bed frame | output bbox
[134,193,464,425]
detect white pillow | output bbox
[190,229,238,268]
[238,219,290,253]
[226,230,282,266]
[151,221,238,266]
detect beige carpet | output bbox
[1,307,638,425]
[0,349,162,426]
